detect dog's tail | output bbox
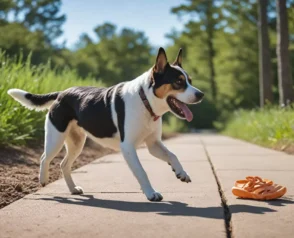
[7,89,59,111]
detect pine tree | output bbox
[258,0,273,106]
[276,0,294,105]
[172,0,219,100]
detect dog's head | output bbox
[151,47,204,122]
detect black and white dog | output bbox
[8,48,204,201]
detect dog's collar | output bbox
[139,87,160,121]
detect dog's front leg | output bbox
[146,140,191,183]
[121,142,163,201]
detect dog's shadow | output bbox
[34,194,294,219]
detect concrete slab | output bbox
[217,170,294,238]
[201,134,294,238]
[199,134,250,145]
[209,155,294,171]
[0,135,225,238]
[2,134,293,238]
[164,134,203,145]
[204,145,283,156]
[0,193,225,238]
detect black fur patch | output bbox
[115,84,125,142]
[25,92,59,106]
[49,86,118,138]
[152,64,188,96]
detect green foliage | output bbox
[0,22,50,64]
[222,107,294,148]
[0,0,65,66]
[0,53,103,146]
[66,23,153,86]
[0,0,294,143]
[171,0,221,100]
[3,0,66,42]
[167,0,272,129]
[162,115,188,133]
[187,100,219,129]
[162,99,219,133]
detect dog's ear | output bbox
[173,48,183,67]
[154,47,168,73]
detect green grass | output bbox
[0,53,103,146]
[222,107,294,150]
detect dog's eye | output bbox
[176,79,182,85]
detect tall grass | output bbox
[0,53,103,146]
[222,107,294,149]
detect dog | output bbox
[8,47,204,201]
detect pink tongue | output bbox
[178,102,193,122]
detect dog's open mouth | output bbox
[167,96,193,122]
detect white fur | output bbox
[39,114,67,186]
[8,89,54,111]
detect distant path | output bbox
[0,134,293,238]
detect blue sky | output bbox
[59,0,188,48]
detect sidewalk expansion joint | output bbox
[200,139,233,238]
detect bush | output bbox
[186,99,219,129]
[222,107,294,148]
[0,53,103,146]
[162,115,188,133]
[162,98,219,133]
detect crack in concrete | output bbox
[200,139,233,238]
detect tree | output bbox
[0,0,66,65]
[0,22,50,64]
[0,0,15,20]
[276,0,294,105]
[70,23,152,84]
[218,0,260,108]
[172,0,220,100]
[94,23,116,40]
[258,0,273,107]
[6,0,66,43]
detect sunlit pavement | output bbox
[1,134,293,238]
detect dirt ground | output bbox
[273,144,294,155]
[0,133,176,209]
[0,140,113,209]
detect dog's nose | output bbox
[195,91,204,100]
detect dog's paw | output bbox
[40,181,48,187]
[39,174,49,187]
[71,186,84,195]
[145,190,163,202]
[176,171,191,183]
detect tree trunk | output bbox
[258,0,273,107]
[276,0,294,105]
[207,0,217,100]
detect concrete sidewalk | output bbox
[0,134,293,238]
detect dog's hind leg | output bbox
[40,115,66,186]
[60,123,86,195]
